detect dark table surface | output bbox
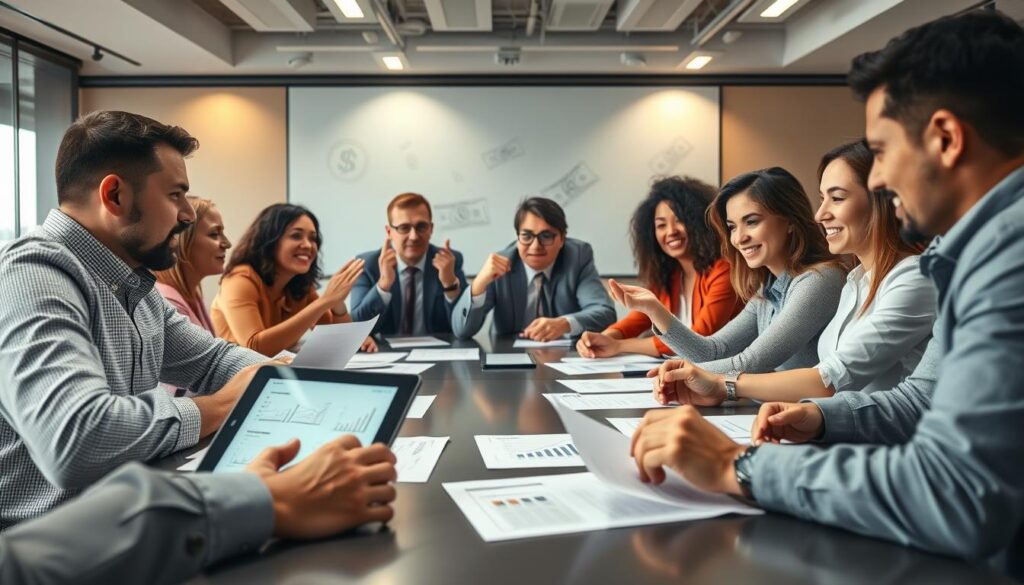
[161,335,1013,585]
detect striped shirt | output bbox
[0,210,264,529]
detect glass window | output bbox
[0,38,14,243]
[18,48,73,234]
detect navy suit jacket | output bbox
[350,244,467,335]
[451,238,615,339]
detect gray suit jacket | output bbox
[451,238,615,339]
[0,463,272,585]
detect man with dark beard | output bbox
[631,9,1024,577]
[0,112,262,527]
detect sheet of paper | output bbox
[176,446,210,472]
[393,436,449,483]
[444,472,757,543]
[406,348,480,362]
[606,415,757,444]
[551,398,762,513]
[272,349,297,362]
[405,395,436,419]
[359,363,435,376]
[556,378,654,394]
[385,336,450,349]
[560,355,662,364]
[543,392,670,411]
[475,434,584,469]
[291,316,379,369]
[344,352,407,368]
[544,361,658,376]
[513,338,572,348]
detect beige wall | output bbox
[79,86,287,301]
[722,86,865,197]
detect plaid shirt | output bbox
[0,210,264,529]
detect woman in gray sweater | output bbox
[609,167,846,375]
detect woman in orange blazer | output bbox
[211,204,373,357]
[577,176,742,358]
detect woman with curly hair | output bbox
[577,176,742,358]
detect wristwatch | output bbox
[733,445,759,501]
[723,370,741,402]
[441,281,460,292]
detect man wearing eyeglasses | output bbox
[452,196,615,341]
[350,192,467,335]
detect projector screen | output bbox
[288,86,720,276]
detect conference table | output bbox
[161,335,1013,585]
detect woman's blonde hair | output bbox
[155,196,216,308]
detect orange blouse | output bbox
[608,258,742,355]
[211,264,335,357]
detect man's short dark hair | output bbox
[514,197,568,235]
[56,110,199,206]
[847,10,1024,156]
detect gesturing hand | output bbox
[433,239,458,288]
[751,401,824,445]
[378,236,398,291]
[471,253,511,296]
[608,279,664,317]
[649,360,726,406]
[249,435,398,540]
[576,331,621,358]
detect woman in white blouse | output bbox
[651,140,936,405]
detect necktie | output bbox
[530,272,550,320]
[401,266,418,335]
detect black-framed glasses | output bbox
[518,230,559,247]
[390,222,432,235]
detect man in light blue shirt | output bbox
[630,10,1024,575]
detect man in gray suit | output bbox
[451,197,615,341]
[0,435,397,584]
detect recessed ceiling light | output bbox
[760,0,801,18]
[332,0,364,19]
[684,55,713,70]
[382,56,404,70]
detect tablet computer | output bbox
[197,366,420,473]
[482,352,536,369]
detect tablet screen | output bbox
[485,353,534,366]
[213,377,399,472]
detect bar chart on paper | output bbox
[475,434,585,469]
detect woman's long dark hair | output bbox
[223,203,324,301]
[708,167,842,302]
[630,176,720,294]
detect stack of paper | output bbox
[513,338,573,348]
[443,399,761,542]
[385,336,449,349]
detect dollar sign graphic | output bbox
[337,148,357,173]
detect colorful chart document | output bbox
[385,336,449,349]
[607,415,757,444]
[556,378,653,394]
[393,436,449,483]
[475,434,584,469]
[542,393,670,411]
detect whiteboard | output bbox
[288,86,720,275]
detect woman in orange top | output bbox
[577,176,742,358]
[212,203,374,357]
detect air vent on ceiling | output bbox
[423,0,493,31]
[547,0,614,31]
[616,0,702,32]
[218,0,317,32]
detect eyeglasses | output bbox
[517,230,559,247]
[390,222,432,235]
